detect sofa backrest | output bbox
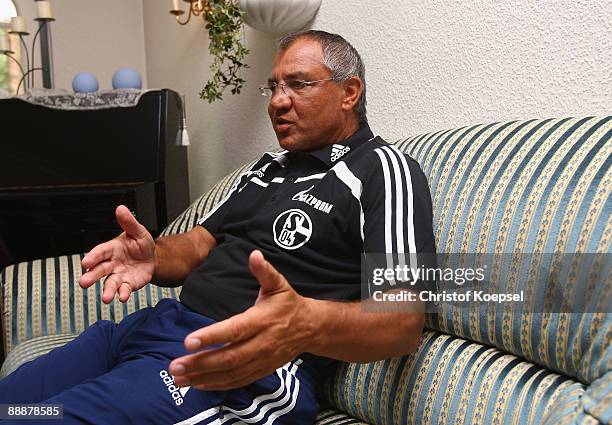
[396,117,610,384]
[163,117,611,385]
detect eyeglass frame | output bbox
[258,77,334,97]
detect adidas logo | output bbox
[159,370,190,406]
[179,386,190,398]
[250,164,269,178]
[330,144,350,162]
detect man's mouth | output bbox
[274,118,293,132]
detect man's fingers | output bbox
[81,242,114,270]
[102,274,122,304]
[181,312,259,353]
[79,260,115,288]
[118,282,132,303]
[115,205,147,239]
[185,365,271,391]
[248,250,287,294]
[192,367,270,390]
[170,334,261,377]
[173,357,268,390]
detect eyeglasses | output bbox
[258,78,334,97]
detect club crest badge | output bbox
[273,209,313,250]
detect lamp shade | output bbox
[0,0,17,25]
[238,0,322,35]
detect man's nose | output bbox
[269,87,292,109]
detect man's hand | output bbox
[79,205,156,304]
[169,250,313,391]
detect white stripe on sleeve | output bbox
[389,145,418,271]
[381,147,406,268]
[374,149,396,281]
[330,161,365,241]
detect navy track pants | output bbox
[0,299,326,424]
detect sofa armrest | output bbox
[0,333,77,379]
[1,254,181,357]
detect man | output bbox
[0,30,435,424]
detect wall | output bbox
[142,4,278,201]
[144,0,611,200]
[14,0,147,90]
[310,0,612,141]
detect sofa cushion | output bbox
[320,330,580,425]
[396,117,611,384]
[1,255,180,354]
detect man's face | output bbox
[267,38,353,152]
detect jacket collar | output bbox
[294,123,375,167]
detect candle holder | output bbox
[170,0,211,26]
[2,2,55,94]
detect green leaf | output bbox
[199,0,249,102]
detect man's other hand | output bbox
[169,250,313,391]
[79,205,156,304]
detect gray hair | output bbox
[278,30,367,124]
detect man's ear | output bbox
[341,76,363,112]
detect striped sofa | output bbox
[1,117,610,424]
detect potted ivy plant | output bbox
[200,0,250,102]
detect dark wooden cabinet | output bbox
[0,89,190,268]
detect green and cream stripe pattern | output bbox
[396,117,611,386]
[320,330,584,425]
